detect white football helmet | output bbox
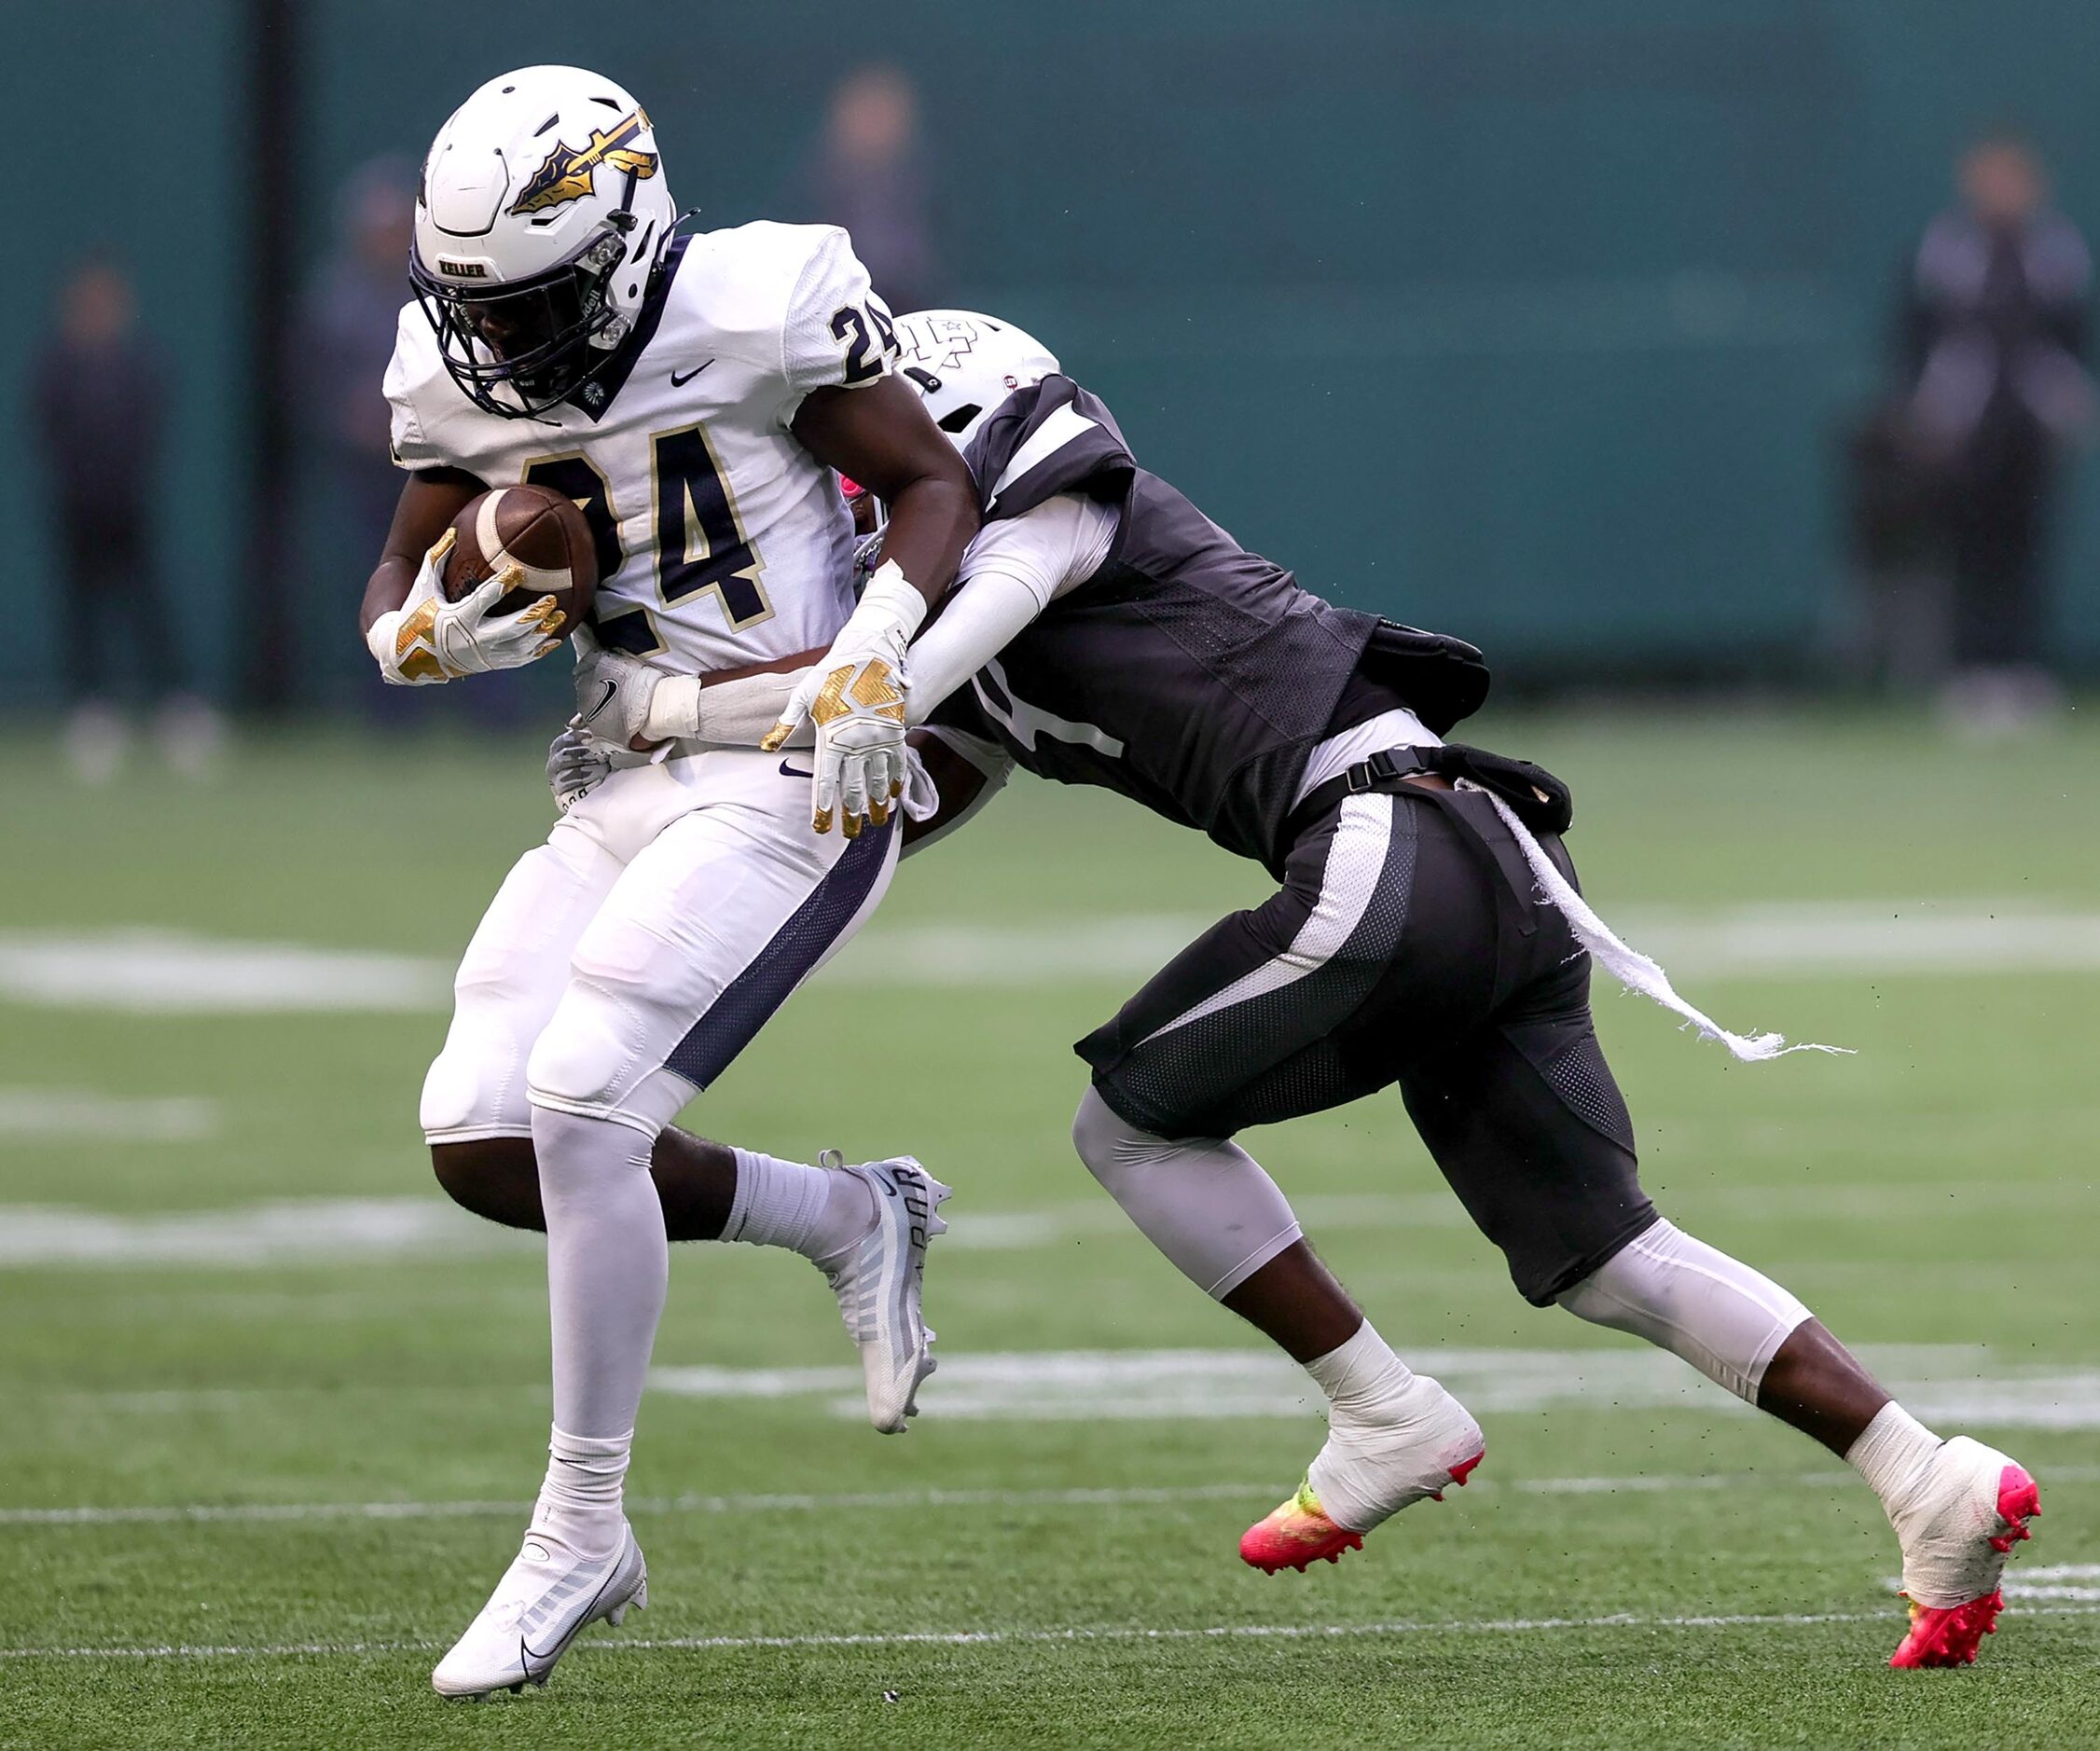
[410,65,681,417]
[842,309,1062,563]
[890,310,1060,447]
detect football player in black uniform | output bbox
[515,310,2038,1671]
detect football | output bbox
[439,483,599,635]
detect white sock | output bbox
[534,1427,630,1556]
[532,1105,666,1520]
[1306,1320,1416,1423]
[1845,1401,1944,1513]
[1070,1089,1303,1298]
[723,1149,875,1262]
[1302,1322,1482,1531]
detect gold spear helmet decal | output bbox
[508,107,658,217]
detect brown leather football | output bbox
[439,483,598,633]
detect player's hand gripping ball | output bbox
[439,484,599,632]
[368,484,601,685]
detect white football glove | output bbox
[546,724,615,814]
[761,561,926,837]
[572,627,661,747]
[366,528,565,685]
[570,624,713,751]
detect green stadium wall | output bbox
[4,0,2097,708]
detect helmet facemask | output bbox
[411,223,634,418]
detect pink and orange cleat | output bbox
[1240,1452,1483,1575]
[1888,1460,2041,1669]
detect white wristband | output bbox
[850,559,929,647]
[642,675,703,742]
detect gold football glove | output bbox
[366,530,565,685]
[763,561,925,836]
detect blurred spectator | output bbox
[794,65,939,313]
[302,156,524,725]
[29,255,221,781]
[1857,133,2091,727]
[302,157,415,611]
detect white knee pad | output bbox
[1071,1087,1303,1299]
[1556,1218,1813,1403]
[423,831,622,1146]
[525,972,689,1139]
[421,1023,532,1143]
[421,954,558,1143]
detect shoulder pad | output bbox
[962,377,1137,523]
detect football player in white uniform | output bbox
[356,68,980,1698]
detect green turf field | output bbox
[1,712,2094,1749]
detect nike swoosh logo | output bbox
[581,681,617,724]
[670,360,714,387]
[779,760,813,779]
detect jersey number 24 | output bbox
[526,429,769,652]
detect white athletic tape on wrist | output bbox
[1484,792,1850,1063]
[642,675,702,743]
[854,560,930,646]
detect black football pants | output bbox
[1076,783,1657,1303]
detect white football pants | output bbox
[421,746,900,1444]
[421,746,900,1142]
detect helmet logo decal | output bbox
[904,322,980,374]
[508,107,658,216]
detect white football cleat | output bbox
[431,1521,647,1699]
[1886,1435,2040,1668]
[1242,1375,1484,1574]
[817,1154,950,1433]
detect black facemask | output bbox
[410,226,630,418]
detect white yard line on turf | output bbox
[646,1344,2100,1430]
[0,1090,217,1143]
[9,1466,2099,1529]
[0,930,450,1013]
[5,1179,2092,1270]
[8,900,2100,1015]
[839,902,2100,985]
[27,1344,2100,1429]
[4,1604,2099,1661]
[1882,1563,2100,1604]
[0,1199,528,1269]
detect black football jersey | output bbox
[933,376,1486,871]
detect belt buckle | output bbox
[1347,748,1407,794]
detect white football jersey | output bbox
[385,221,897,673]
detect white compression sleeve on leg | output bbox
[1070,1087,1302,1298]
[1555,1218,1813,1404]
[532,1105,669,1455]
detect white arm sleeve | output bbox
[642,665,817,748]
[904,492,1118,724]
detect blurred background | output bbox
[4,0,2099,762]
